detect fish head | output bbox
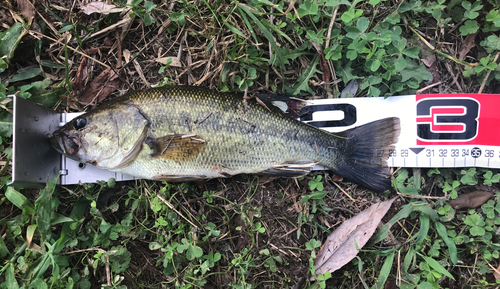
[50,102,150,169]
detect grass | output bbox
[2,0,500,288]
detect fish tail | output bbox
[325,117,401,193]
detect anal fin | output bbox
[146,134,206,162]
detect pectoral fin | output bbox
[146,134,206,162]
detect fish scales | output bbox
[119,86,332,178]
[51,86,401,192]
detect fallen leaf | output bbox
[0,9,14,26]
[72,57,88,95]
[459,33,476,61]
[331,174,343,182]
[123,49,131,63]
[420,54,440,86]
[80,1,123,15]
[16,0,35,24]
[314,197,397,275]
[133,59,150,86]
[79,67,122,104]
[155,57,183,68]
[494,263,500,279]
[341,80,358,98]
[421,54,436,68]
[448,191,494,209]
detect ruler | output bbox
[9,93,500,188]
[299,93,500,168]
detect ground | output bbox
[2,0,500,288]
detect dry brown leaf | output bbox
[0,10,15,26]
[133,59,151,87]
[79,68,122,104]
[331,174,343,182]
[80,1,123,15]
[72,57,88,95]
[448,191,494,209]
[155,57,183,68]
[459,33,476,61]
[421,54,436,67]
[123,49,131,63]
[16,0,35,24]
[421,54,440,85]
[314,197,397,275]
[494,263,500,279]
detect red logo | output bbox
[416,94,500,146]
[416,107,467,133]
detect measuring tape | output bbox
[9,92,499,188]
[299,94,500,169]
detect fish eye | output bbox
[74,117,87,130]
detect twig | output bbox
[196,112,212,124]
[27,29,110,69]
[178,186,197,214]
[330,179,355,202]
[415,81,442,94]
[444,62,463,92]
[396,192,446,199]
[396,220,411,237]
[396,250,401,287]
[325,6,340,94]
[486,261,500,276]
[0,98,12,113]
[325,5,339,49]
[156,193,199,229]
[478,52,500,94]
[62,247,111,286]
[408,26,477,68]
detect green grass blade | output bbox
[434,222,458,265]
[418,253,455,280]
[33,254,52,280]
[371,202,415,244]
[35,175,59,241]
[262,19,292,42]
[371,251,394,289]
[64,39,73,93]
[223,21,247,39]
[403,245,414,274]
[0,235,9,258]
[0,22,23,62]
[5,187,35,215]
[237,6,258,44]
[5,263,20,289]
[286,56,320,95]
[50,255,60,287]
[26,224,37,249]
[50,212,74,225]
[9,68,42,83]
[237,4,284,72]
[413,204,438,221]
[0,110,13,138]
[415,213,429,244]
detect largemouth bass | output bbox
[50,86,400,192]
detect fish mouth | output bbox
[50,130,82,161]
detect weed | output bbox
[4,0,500,288]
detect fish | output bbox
[50,86,400,192]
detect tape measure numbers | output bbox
[300,94,500,168]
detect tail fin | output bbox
[330,117,401,193]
